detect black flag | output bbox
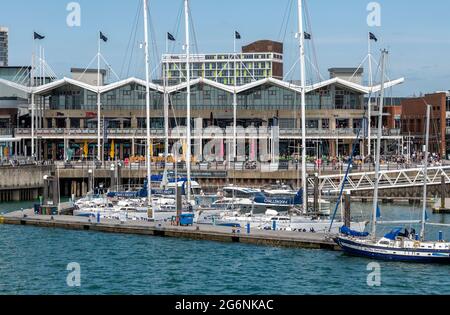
[235,31,241,40]
[167,32,175,41]
[34,32,45,40]
[100,31,108,42]
[304,32,311,40]
[369,32,378,42]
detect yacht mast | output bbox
[97,34,102,162]
[143,0,153,218]
[163,46,169,189]
[420,104,431,240]
[371,49,388,239]
[184,0,192,201]
[297,0,307,213]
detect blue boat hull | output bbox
[335,237,450,263]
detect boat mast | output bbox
[97,33,102,162]
[163,37,170,189]
[143,0,153,218]
[297,0,307,213]
[420,104,431,240]
[371,49,388,239]
[184,0,192,201]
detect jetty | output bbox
[0,209,339,251]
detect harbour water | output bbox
[1,201,450,295]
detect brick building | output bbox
[400,92,450,158]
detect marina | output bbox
[1,0,450,300]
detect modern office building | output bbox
[0,27,8,67]
[162,40,283,86]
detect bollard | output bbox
[246,223,250,234]
[439,231,443,242]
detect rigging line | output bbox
[188,2,200,57]
[147,4,161,81]
[75,54,99,82]
[171,1,184,55]
[126,1,142,78]
[120,0,141,79]
[99,54,120,82]
[277,0,292,41]
[304,0,322,83]
[282,0,294,44]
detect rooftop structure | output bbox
[162,40,283,86]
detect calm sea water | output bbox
[1,200,450,295]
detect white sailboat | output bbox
[335,50,450,263]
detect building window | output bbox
[322,119,330,129]
[336,119,349,129]
[306,119,319,129]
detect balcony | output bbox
[0,128,13,138]
[14,127,388,140]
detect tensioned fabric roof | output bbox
[0,75,404,96]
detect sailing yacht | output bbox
[334,50,450,263]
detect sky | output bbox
[1,0,450,96]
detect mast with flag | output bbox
[31,31,45,160]
[184,0,192,201]
[297,0,307,214]
[367,31,377,159]
[97,31,107,162]
[143,0,153,218]
[163,32,175,189]
[233,30,240,163]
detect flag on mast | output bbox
[369,32,378,42]
[100,31,108,42]
[304,32,312,40]
[235,31,241,40]
[34,32,45,40]
[167,32,176,41]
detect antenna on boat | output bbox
[184,0,192,202]
[371,49,388,240]
[297,0,307,214]
[420,104,431,241]
[143,0,153,219]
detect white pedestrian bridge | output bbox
[311,165,450,194]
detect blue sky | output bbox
[1,0,450,96]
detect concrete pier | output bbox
[0,210,339,251]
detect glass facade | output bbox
[47,82,363,112]
[49,83,163,111]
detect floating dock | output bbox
[0,209,340,251]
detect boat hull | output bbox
[335,237,450,263]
